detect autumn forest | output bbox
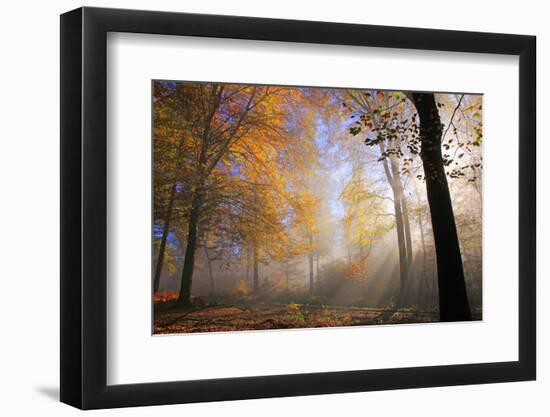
[152,80,483,334]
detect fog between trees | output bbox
[153,81,482,331]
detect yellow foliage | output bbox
[340,167,393,254]
[286,303,301,314]
[234,279,252,297]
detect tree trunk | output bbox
[412,93,471,321]
[400,191,414,305]
[153,182,177,293]
[286,262,290,290]
[176,86,223,307]
[315,255,320,282]
[400,187,413,267]
[203,245,214,297]
[177,195,200,308]
[417,204,430,306]
[308,234,314,295]
[246,244,251,284]
[393,193,408,305]
[252,241,259,293]
[379,145,409,303]
[390,154,413,269]
[153,133,187,294]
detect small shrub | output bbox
[286,302,301,314]
[384,295,397,310]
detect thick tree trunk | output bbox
[177,195,200,308]
[176,86,224,307]
[308,234,314,295]
[153,182,177,294]
[412,93,471,321]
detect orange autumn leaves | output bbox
[153,82,322,276]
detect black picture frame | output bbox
[60,6,536,410]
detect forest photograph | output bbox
[152,80,483,335]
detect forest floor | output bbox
[153,302,480,334]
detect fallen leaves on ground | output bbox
[153,303,457,334]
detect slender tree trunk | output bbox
[286,261,290,290]
[153,182,177,293]
[390,154,413,305]
[390,155,413,268]
[177,194,201,308]
[348,94,411,302]
[412,93,471,321]
[400,188,413,267]
[417,204,430,306]
[392,193,408,305]
[203,245,214,297]
[246,244,251,285]
[379,146,408,303]
[252,240,259,293]
[315,255,319,282]
[308,234,314,295]
[400,190,414,304]
[418,210,427,277]
[153,133,187,294]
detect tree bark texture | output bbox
[412,92,471,321]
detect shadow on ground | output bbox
[36,386,59,401]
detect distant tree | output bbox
[343,90,413,303]
[340,166,394,282]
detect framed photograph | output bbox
[60,6,536,409]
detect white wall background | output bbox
[0,0,545,415]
